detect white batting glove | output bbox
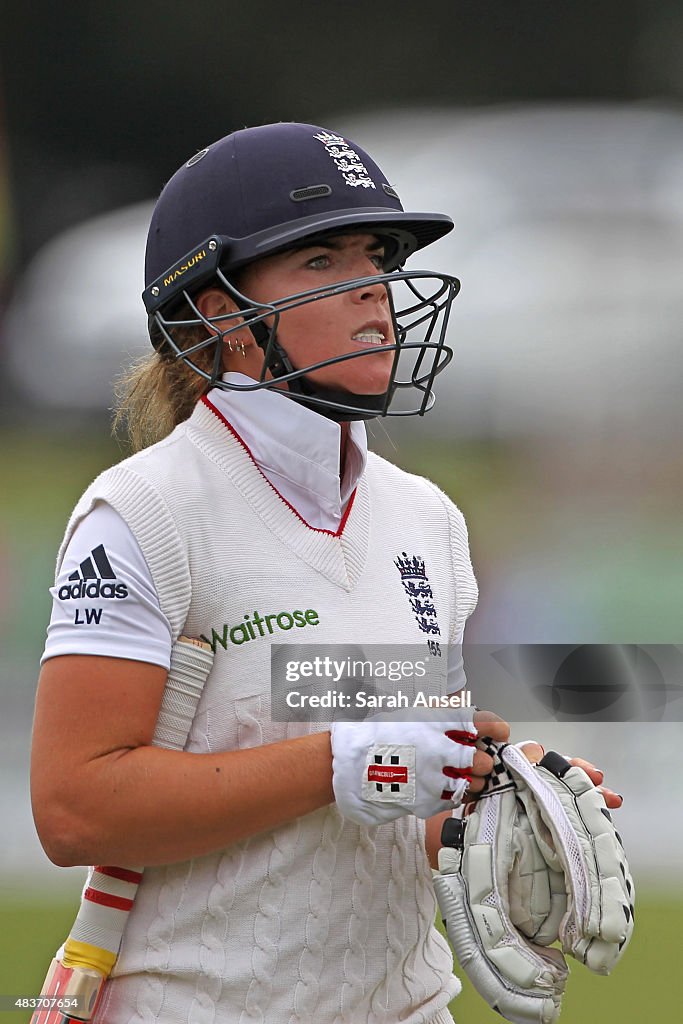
[330,711,477,826]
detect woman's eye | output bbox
[306,254,331,269]
[304,251,384,271]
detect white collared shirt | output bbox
[43,378,466,689]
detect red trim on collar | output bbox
[200,395,356,538]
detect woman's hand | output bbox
[519,742,623,810]
[427,717,622,868]
[466,709,511,796]
[456,713,623,809]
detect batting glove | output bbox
[506,746,635,973]
[434,758,568,1024]
[434,742,635,1024]
[330,711,477,826]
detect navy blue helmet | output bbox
[143,122,460,421]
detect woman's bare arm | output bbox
[31,654,335,867]
[32,657,518,868]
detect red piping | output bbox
[201,396,356,538]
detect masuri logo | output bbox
[201,608,320,652]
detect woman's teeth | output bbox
[352,332,385,345]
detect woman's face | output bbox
[236,233,397,395]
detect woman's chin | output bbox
[338,378,391,396]
[306,370,392,396]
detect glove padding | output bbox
[433,743,634,1024]
[505,745,635,973]
[331,711,477,826]
[434,779,568,1024]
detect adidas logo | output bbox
[58,544,129,600]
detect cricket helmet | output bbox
[143,122,460,420]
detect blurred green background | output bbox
[0,892,674,1023]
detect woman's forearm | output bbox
[35,731,334,867]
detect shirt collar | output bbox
[206,373,368,528]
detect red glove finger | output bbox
[445,729,477,745]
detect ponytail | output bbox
[113,315,215,453]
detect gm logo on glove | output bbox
[363,745,416,803]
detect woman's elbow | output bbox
[31,792,94,867]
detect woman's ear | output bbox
[194,287,262,374]
[195,288,238,324]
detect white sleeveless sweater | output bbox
[58,398,478,1024]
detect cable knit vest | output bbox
[57,398,478,1024]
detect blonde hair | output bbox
[113,314,216,453]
